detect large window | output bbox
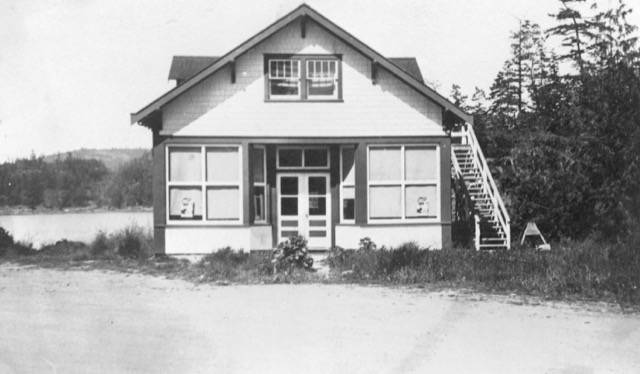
[368,145,439,222]
[266,55,341,101]
[167,145,242,224]
[340,146,355,223]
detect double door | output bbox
[277,173,331,249]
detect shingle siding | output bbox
[162,18,444,137]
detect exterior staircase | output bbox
[451,125,511,250]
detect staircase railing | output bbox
[451,125,511,249]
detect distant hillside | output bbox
[43,148,149,171]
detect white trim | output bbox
[166,144,243,226]
[276,146,330,169]
[366,144,440,224]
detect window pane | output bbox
[280,177,298,195]
[369,147,401,181]
[304,149,328,167]
[342,186,355,221]
[252,148,265,184]
[253,186,266,222]
[405,147,438,181]
[169,187,202,220]
[341,147,355,185]
[169,147,201,182]
[307,60,337,97]
[207,187,240,220]
[281,197,298,215]
[308,177,326,195]
[369,185,401,219]
[405,185,437,218]
[206,147,239,182]
[309,197,326,216]
[270,79,299,96]
[278,149,302,167]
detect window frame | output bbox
[276,146,330,170]
[165,144,243,226]
[252,146,267,224]
[264,54,343,102]
[340,145,356,224]
[367,144,440,224]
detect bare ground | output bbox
[0,264,639,374]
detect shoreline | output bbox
[0,206,152,216]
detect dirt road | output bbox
[0,264,638,373]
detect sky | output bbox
[1,0,638,161]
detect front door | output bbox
[277,173,331,249]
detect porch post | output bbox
[354,141,368,225]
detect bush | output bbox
[0,227,14,257]
[326,237,640,304]
[196,247,272,282]
[90,231,112,257]
[112,225,153,260]
[273,235,314,274]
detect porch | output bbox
[153,137,452,254]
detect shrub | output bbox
[112,225,153,260]
[196,248,272,282]
[90,231,112,257]
[0,227,14,257]
[358,237,377,251]
[273,235,313,274]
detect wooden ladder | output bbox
[451,125,511,250]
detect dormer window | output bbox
[265,54,342,101]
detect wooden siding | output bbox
[161,18,444,137]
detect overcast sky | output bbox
[1,0,637,161]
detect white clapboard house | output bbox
[131,4,510,255]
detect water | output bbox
[0,212,153,248]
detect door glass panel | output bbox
[309,197,326,216]
[279,149,302,167]
[281,197,298,215]
[309,230,326,237]
[309,220,326,227]
[281,220,298,227]
[280,177,298,195]
[308,177,326,195]
[304,149,328,167]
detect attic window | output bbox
[265,55,342,101]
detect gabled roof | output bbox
[131,3,472,124]
[169,55,425,84]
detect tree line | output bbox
[0,152,152,209]
[450,0,640,242]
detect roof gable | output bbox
[131,3,471,125]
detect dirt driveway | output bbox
[0,264,638,374]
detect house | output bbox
[131,4,510,255]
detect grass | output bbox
[1,226,639,307]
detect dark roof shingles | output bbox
[168,56,219,82]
